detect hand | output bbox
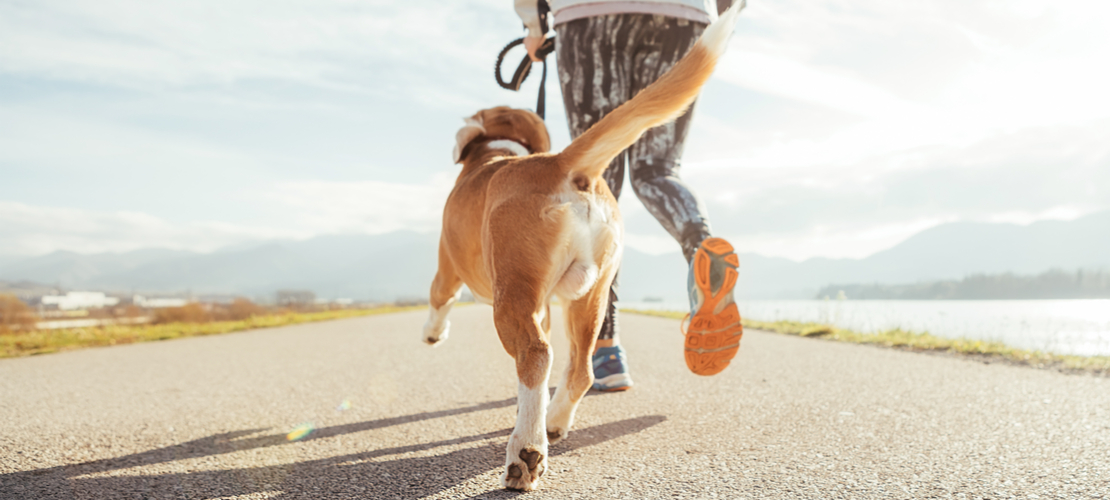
[523,35,544,62]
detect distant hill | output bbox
[1,248,195,287]
[620,211,1110,300]
[0,280,61,300]
[0,233,439,302]
[618,248,800,302]
[831,211,1110,281]
[816,268,1110,300]
[2,211,1108,301]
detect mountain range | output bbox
[2,211,1108,301]
[625,210,1110,301]
[0,233,440,302]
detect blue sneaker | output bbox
[592,345,634,391]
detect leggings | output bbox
[556,14,713,340]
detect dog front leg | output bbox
[423,244,463,346]
[423,289,458,346]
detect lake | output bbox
[622,299,1110,357]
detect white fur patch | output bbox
[546,369,579,440]
[502,346,552,490]
[554,261,599,300]
[699,0,744,57]
[486,139,530,157]
[515,378,549,439]
[548,186,620,302]
[422,291,459,345]
[452,116,486,163]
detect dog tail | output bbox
[557,1,744,180]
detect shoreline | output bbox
[624,308,1110,377]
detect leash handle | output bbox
[537,57,547,119]
[495,36,556,119]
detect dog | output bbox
[422,2,744,491]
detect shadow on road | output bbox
[4,397,518,485]
[1,397,665,499]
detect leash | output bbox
[495,36,556,119]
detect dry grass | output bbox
[624,309,1110,376]
[0,306,423,359]
[0,293,37,333]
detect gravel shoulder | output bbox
[2,306,1108,499]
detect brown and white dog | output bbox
[423,2,744,491]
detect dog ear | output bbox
[452,115,486,164]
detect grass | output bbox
[0,306,424,359]
[624,309,1110,376]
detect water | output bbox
[623,299,1110,357]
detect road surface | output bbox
[2,306,1108,499]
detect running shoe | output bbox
[684,237,743,376]
[591,345,634,391]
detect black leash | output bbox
[495,36,556,119]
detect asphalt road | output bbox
[2,306,1108,499]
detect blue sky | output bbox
[1,0,1108,261]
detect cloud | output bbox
[257,176,456,235]
[608,0,1110,259]
[0,0,524,108]
[703,0,1110,166]
[0,103,261,175]
[714,50,920,120]
[674,122,1110,260]
[0,171,460,257]
[3,0,1108,263]
[0,201,303,257]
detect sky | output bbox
[1,0,1108,262]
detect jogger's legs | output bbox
[556,14,710,342]
[627,106,712,262]
[626,17,711,262]
[557,15,632,342]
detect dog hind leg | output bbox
[547,266,615,443]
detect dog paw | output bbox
[545,395,576,444]
[500,447,546,491]
[422,320,449,346]
[546,427,567,445]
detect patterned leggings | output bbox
[556,14,713,340]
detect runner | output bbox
[513,0,745,389]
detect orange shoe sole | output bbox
[684,237,743,376]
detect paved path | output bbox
[1,306,1108,499]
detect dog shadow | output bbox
[1,396,664,499]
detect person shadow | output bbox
[1,395,665,499]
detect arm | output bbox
[514,0,546,40]
[514,0,549,61]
